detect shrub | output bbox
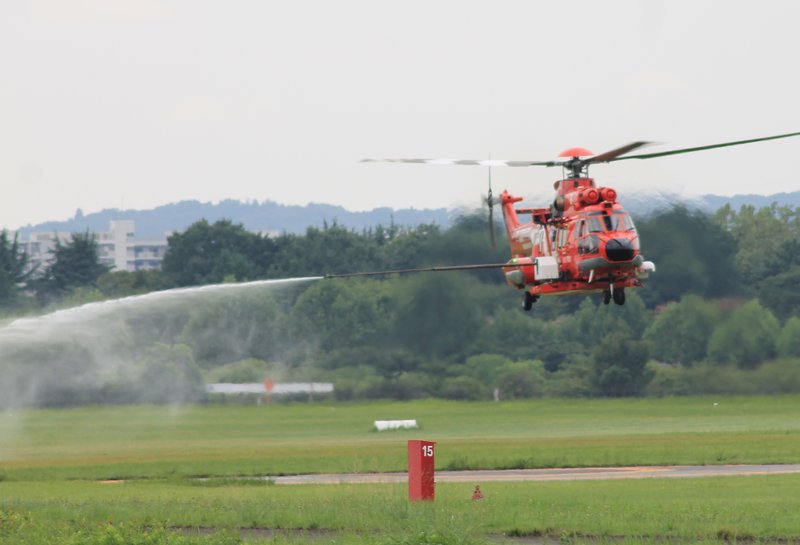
[439,376,486,401]
[645,295,720,365]
[777,316,800,358]
[591,333,652,396]
[708,300,779,368]
[494,360,545,399]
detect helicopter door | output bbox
[531,227,550,256]
[535,228,559,280]
[556,225,569,249]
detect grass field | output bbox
[1,396,800,543]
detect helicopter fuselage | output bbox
[500,177,654,302]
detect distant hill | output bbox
[602,191,800,217]
[13,192,800,239]
[15,199,452,239]
[699,192,800,211]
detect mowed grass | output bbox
[2,475,800,543]
[2,396,800,543]
[1,396,800,480]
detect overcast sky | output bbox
[2,1,799,230]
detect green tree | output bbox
[609,290,652,338]
[591,332,652,396]
[543,353,595,397]
[421,213,508,284]
[36,231,110,302]
[777,316,800,358]
[180,291,282,366]
[162,219,274,286]
[472,311,563,368]
[637,206,741,306]
[97,269,165,298]
[270,223,382,278]
[757,265,800,321]
[316,346,420,378]
[289,278,392,353]
[558,293,650,353]
[392,273,485,360]
[494,359,545,399]
[644,295,720,365]
[715,205,800,319]
[0,230,33,305]
[715,203,800,286]
[707,300,779,368]
[381,224,442,270]
[463,353,512,385]
[757,235,800,320]
[761,236,800,278]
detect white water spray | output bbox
[0,277,323,408]
[2,277,323,337]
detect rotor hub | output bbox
[558,147,594,158]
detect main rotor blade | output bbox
[607,131,800,162]
[586,141,652,164]
[361,158,560,167]
[325,263,510,279]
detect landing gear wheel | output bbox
[603,289,611,305]
[613,288,626,306]
[523,292,537,312]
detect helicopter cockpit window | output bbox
[603,213,637,232]
[578,235,599,255]
[586,217,604,233]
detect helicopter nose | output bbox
[605,238,635,262]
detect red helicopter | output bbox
[329,131,800,312]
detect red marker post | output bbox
[407,440,436,501]
[264,378,274,404]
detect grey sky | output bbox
[2,1,799,230]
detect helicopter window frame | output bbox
[556,226,568,249]
[604,213,637,232]
[586,217,604,233]
[624,214,637,232]
[587,235,599,254]
[578,234,600,255]
[532,228,546,254]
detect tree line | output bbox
[1,202,799,405]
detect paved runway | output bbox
[270,464,800,485]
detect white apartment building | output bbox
[21,220,168,273]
